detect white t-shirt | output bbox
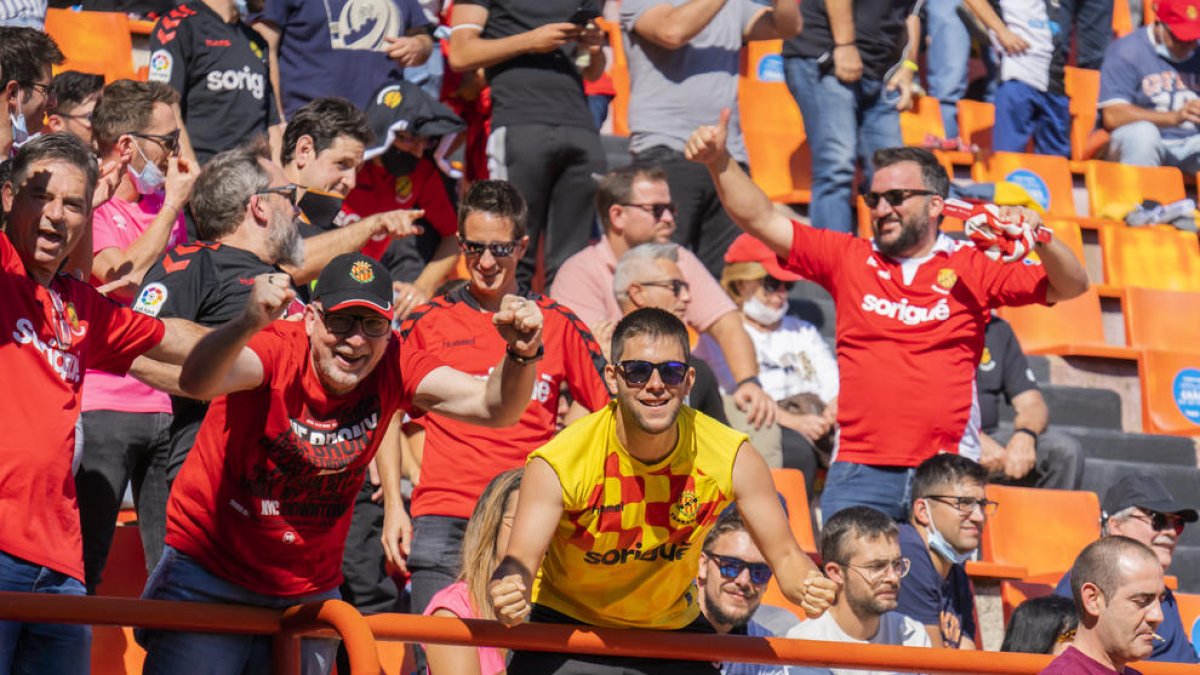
[784,612,931,675]
[695,315,838,403]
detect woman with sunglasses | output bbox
[695,234,838,499]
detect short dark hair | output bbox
[702,507,747,553]
[91,79,180,154]
[0,28,64,90]
[1000,595,1078,655]
[820,506,899,566]
[7,132,99,206]
[911,454,988,500]
[48,71,104,115]
[191,139,272,240]
[872,146,950,199]
[458,179,528,239]
[611,307,690,363]
[281,97,372,166]
[1069,535,1159,613]
[596,164,669,232]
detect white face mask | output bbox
[128,141,166,195]
[1155,25,1197,63]
[924,499,975,565]
[742,294,787,327]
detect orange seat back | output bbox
[1139,350,1200,435]
[759,468,816,615]
[980,152,1077,217]
[1123,288,1200,352]
[738,40,811,203]
[999,580,1055,626]
[980,484,1101,579]
[596,18,630,137]
[900,95,946,146]
[956,99,994,156]
[91,525,148,674]
[1099,226,1200,292]
[1084,161,1186,221]
[1065,67,1101,162]
[44,9,137,82]
[1112,0,1134,36]
[1174,593,1200,643]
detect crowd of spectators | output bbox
[0,0,1198,671]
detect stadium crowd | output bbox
[0,0,1198,671]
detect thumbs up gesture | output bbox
[684,108,732,168]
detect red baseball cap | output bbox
[724,234,803,281]
[1157,0,1200,41]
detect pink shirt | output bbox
[423,581,506,675]
[549,235,736,331]
[81,193,187,414]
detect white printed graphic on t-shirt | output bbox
[323,0,404,50]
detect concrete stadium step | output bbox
[1058,426,1197,466]
[1170,546,1200,594]
[1080,459,1200,548]
[1026,355,1051,383]
[999,385,1123,430]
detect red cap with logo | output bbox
[724,234,803,281]
[1157,0,1200,41]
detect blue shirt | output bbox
[1056,572,1198,664]
[724,620,786,675]
[1098,25,1200,141]
[896,523,976,647]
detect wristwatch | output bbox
[506,344,544,365]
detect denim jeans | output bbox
[407,515,468,615]
[1108,120,1200,173]
[138,546,339,675]
[77,410,172,593]
[0,550,89,675]
[923,0,971,138]
[819,461,915,523]
[783,57,903,234]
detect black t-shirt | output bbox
[689,356,729,425]
[132,242,284,478]
[457,0,599,129]
[148,1,279,163]
[976,317,1038,432]
[782,0,915,82]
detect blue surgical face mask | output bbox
[129,141,166,195]
[924,499,975,565]
[10,111,28,147]
[233,0,248,17]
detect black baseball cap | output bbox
[312,253,394,319]
[1102,475,1199,522]
[363,81,466,160]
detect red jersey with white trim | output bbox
[783,221,1049,467]
[164,321,444,596]
[0,232,165,580]
[341,157,457,261]
[399,287,610,520]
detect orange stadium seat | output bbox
[1123,288,1200,352]
[1175,593,1200,644]
[91,524,148,675]
[738,40,811,203]
[44,9,138,82]
[1112,0,1135,37]
[900,95,945,147]
[977,152,1076,216]
[1098,225,1200,292]
[758,468,817,615]
[1139,349,1200,435]
[596,18,630,137]
[1064,67,1105,163]
[1084,161,1186,222]
[999,580,1055,626]
[956,99,994,156]
[980,484,1101,581]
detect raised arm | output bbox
[447,4,581,72]
[685,109,794,258]
[732,441,836,617]
[284,209,423,285]
[411,294,543,426]
[489,457,564,625]
[630,0,727,50]
[997,207,1088,303]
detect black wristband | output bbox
[506,344,544,365]
[1013,427,1039,444]
[736,375,762,389]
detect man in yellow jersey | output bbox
[490,307,837,674]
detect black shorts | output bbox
[506,605,721,675]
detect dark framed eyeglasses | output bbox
[622,202,677,220]
[128,129,182,155]
[926,495,999,516]
[615,359,688,386]
[762,277,794,293]
[839,557,911,582]
[1129,509,1186,535]
[256,183,301,205]
[20,80,56,105]
[459,238,519,259]
[638,279,689,297]
[55,110,94,125]
[47,286,74,349]
[706,553,773,585]
[316,308,392,338]
[863,189,937,209]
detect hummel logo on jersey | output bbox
[206,66,265,99]
[860,294,951,326]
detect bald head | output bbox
[1070,536,1160,611]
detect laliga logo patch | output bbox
[133,283,169,317]
[376,85,404,109]
[148,49,173,83]
[349,260,375,284]
[670,491,699,527]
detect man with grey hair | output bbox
[612,241,726,423]
[1041,536,1164,674]
[1054,475,1199,663]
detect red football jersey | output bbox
[0,232,164,580]
[783,222,1049,467]
[165,321,444,596]
[341,157,457,261]
[399,288,610,520]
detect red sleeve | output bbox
[550,302,611,411]
[414,160,457,237]
[245,321,297,384]
[0,232,19,272]
[398,341,449,416]
[973,250,1050,308]
[77,281,167,375]
[783,220,851,291]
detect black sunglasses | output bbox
[1130,509,1186,535]
[459,238,519,258]
[863,189,936,209]
[616,359,688,386]
[762,277,794,293]
[128,129,182,155]
[257,183,301,204]
[622,202,677,220]
[317,308,392,338]
[639,279,689,297]
[707,553,773,585]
